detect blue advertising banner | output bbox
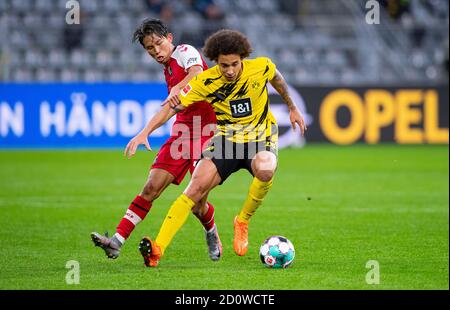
[0,83,175,148]
[3,83,444,147]
[0,83,312,149]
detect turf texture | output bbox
[0,145,448,290]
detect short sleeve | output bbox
[177,45,204,70]
[264,57,277,80]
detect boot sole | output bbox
[138,237,153,267]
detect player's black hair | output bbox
[203,29,253,62]
[132,18,169,46]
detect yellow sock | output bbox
[155,194,195,255]
[237,177,273,224]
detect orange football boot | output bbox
[233,216,249,256]
[139,237,162,267]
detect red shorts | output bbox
[151,135,212,185]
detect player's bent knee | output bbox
[253,152,277,174]
[255,170,275,182]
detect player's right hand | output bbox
[124,132,152,159]
[161,94,181,110]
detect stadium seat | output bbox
[0,0,447,83]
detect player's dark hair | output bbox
[203,29,253,62]
[132,18,169,46]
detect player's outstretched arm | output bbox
[269,69,307,136]
[124,103,185,159]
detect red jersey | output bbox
[164,44,216,137]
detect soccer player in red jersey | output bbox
[91,19,222,262]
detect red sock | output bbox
[116,195,152,240]
[196,202,215,231]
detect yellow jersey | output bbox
[179,57,278,144]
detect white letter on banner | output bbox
[92,101,117,137]
[67,93,91,137]
[144,100,166,137]
[40,101,66,137]
[119,100,143,137]
[0,101,24,137]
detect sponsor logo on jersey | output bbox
[187,57,198,66]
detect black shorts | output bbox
[202,129,278,185]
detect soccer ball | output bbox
[259,236,295,269]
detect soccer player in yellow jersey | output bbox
[124,29,307,267]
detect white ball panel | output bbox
[268,237,280,246]
[260,244,270,256]
[278,242,289,254]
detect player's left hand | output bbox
[124,132,152,159]
[289,107,307,137]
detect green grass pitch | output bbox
[0,145,448,290]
